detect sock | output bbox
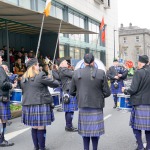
[31,128,39,149]
[66,112,74,128]
[37,129,46,150]
[0,123,6,143]
[91,137,99,150]
[145,131,150,149]
[133,129,144,149]
[83,137,90,150]
[113,94,117,106]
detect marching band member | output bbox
[0,52,17,147]
[70,53,111,150]
[21,58,59,150]
[58,57,78,132]
[107,59,128,108]
[122,55,150,150]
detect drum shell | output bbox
[117,94,132,110]
[10,89,22,103]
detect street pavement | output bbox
[2,95,146,150]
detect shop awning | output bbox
[0,1,96,35]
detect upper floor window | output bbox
[123,37,127,43]
[136,36,139,42]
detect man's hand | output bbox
[122,87,125,93]
[114,76,119,79]
[118,74,122,77]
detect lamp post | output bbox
[114,29,117,60]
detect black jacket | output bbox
[124,65,150,105]
[21,71,60,106]
[70,66,111,109]
[58,67,73,92]
[107,66,128,83]
[0,66,12,98]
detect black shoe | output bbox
[65,127,78,132]
[113,105,117,109]
[57,108,63,112]
[33,147,39,150]
[0,140,14,147]
[6,121,12,126]
[135,147,145,150]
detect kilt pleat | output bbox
[62,96,78,112]
[130,105,150,131]
[22,104,54,126]
[0,101,11,120]
[111,81,124,94]
[78,108,104,137]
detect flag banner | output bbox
[100,17,105,43]
[44,0,51,17]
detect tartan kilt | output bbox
[130,105,150,131]
[0,101,11,121]
[78,108,104,137]
[62,96,78,112]
[111,80,124,94]
[22,104,55,126]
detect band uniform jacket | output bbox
[70,66,111,109]
[58,67,74,92]
[21,71,60,106]
[0,66,12,98]
[107,66,128,83]
[124,65,150,106]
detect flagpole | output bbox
[94,31,100,57]
[52,19,62,65]
[36,14,45,58]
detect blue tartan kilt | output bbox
[78,108,104,137]
[22,104,55,126]
[111,81,124,94]
[130,105,150,131]
[62,96,78,112]
[0,101,11,121]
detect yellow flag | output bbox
[44,0,51,17]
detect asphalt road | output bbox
[2,95,146,150]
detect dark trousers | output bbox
[83,137,99,150]
[113,94,117,106]
[65,112,74,128]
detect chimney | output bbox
[129,23,132,27]
[121,24,123,28]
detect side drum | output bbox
[10,89,22,104]
[117,94,132,110]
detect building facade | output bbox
[119,23,150,66]
[1,0,118,67]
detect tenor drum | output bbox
[10,89,22,103]
[117,94,132,110]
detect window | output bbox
[74,48,80,59]
[123,37,127,43]
[108,0,110,7]
[30,0,38,11]
[70,47,74,58]
[68,10,85,42]
[136,48,140,55]
[19,0,31,9]
[89,20,99,44]
[80,49,85,59]
[59,45,64,57]
[136,36,139,42]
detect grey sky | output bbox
[118,0,150,29]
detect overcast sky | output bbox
[118,0,150,29]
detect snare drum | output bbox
[10,89,22,103]
[117,94,132,110]
[51,92,60,106]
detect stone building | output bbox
[119,23,150,66]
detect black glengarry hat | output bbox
[138,55,149,64]
[84,53,94,64]
[26,58,38,68]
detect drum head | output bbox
[75,58,106,72]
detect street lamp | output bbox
[114,29,117,60]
